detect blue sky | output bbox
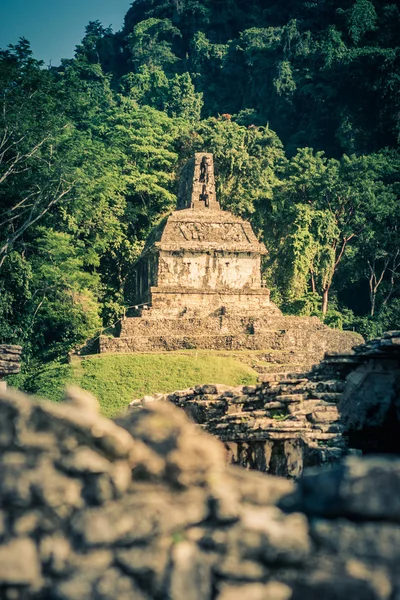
[0,0,132,65]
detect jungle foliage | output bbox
[0,0,399,363]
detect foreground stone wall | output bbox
[0,385,399,599]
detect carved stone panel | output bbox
[172,222,251,243]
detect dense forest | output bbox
[0,0,399,365]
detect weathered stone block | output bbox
[217,582,292,600]
[0,538,41,586]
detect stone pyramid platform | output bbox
[99,308,361,365]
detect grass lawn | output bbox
[11,351,257,418]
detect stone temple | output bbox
[131,153,277,315]
[100,153,360,363]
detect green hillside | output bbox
[13,352,257,418]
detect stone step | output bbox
[120,315,341,337]
[274,394,308,403]
[278,378,309,385]
[0,344,22,355]
[309,392,343,403]
[287,401,337,415]
[256,364,313,375]
[312,423,344,434]
[101,334,342,353]
[263,401,285,410]
[258,373,291,383]
[0,361,21,374]
[309,432,342,441]
[121,315,258,336]
[297,379,345,392]
[322,356,363,365]
[0,354,23,363]
[309,410,340,423]
[258,372,312,383]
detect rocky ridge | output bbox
[0,384,400,599]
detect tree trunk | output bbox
[368,267,375,317]
[310,271,316,294]
[322,287,329,317]
[370,291,376,317]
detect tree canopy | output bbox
[0,0,399,362]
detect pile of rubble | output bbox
[131,331,400,476]
[0,384,399,600]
